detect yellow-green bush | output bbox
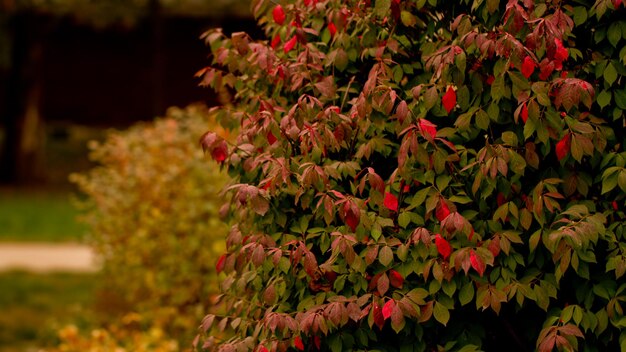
[69,104,230,346]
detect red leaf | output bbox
[313,335,321,350]
[538,59,555,80]
[521,56,536,79]
[384,192,399,211]
[382,299,396,320]
[436,200,450,221]
[470,249,486,277]
[271,35,281,49]
[496,192,506,207]
[556,133,571,161]
[520,102,528,123]
[442,86,457,114]
[216,254,226,273]
[614,0,623,8]
[328,22,337,37]
[267,131,277,145]
[373,302,385,329]
[273,5,286,25]
[554,38,568,62]
[485,75,495,85]
[389,269,404,289]
[613,201,619,211]
[257,346,269,352]
[344,202,360,232]
[284,35,297,53]
[211,140,228,163]
[488,236,501,258]
[435,234,452,260]
[294,336,305,351]
[418,119,437,140]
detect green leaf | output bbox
[379,246,394,267]
[615,89,626,109]
[572,6,587,26]
[608,22,622,47]
[597,90,612,108]
[459,281,475,306]
[374,0,391,18]
[604,63,618,86]
[433,301,450,326]
[400,10,418,27]
[602,173,619,194]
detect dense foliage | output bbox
[70,105,230,347]
[198,0,626,350]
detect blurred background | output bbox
[0,0,255,350]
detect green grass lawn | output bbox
[0,271,97,352]
[0,190,86,242]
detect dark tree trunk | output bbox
[0,12,47,185]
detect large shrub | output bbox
[198,0,626,351]
[70,105,230,344]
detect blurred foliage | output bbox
[0,271,96,352]
[68,104,231,348]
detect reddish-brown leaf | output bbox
[344,201,360,232]
[435,234,452,260]
[436,200,451,221]
[521,56,536,79]
[373,302,385,329]
[442,86,457,114]
[389,269,404,289]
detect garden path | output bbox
[0,243,99,272]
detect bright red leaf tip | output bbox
[294,336,304,351]
[382,299,395,320]
[470,249,486,277]
[521,56,536,79]
[313,335,321,350]
[613,201,619,211]
[435,234,452,260]
[389,269,404,289]
[284,35,297,53]
[435,200,450,221]
[485,75,495,85]
[384,192,398,212]
[272,5,286,25]
[442,86,456,114]
[328,22,337,37]
[418,119,437,140]
[614,0,623,8]
[520,102,528,123]
[556,133,571,161]
[257,346,269,352]
[215,254,226,273]
[271,35,281,49]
